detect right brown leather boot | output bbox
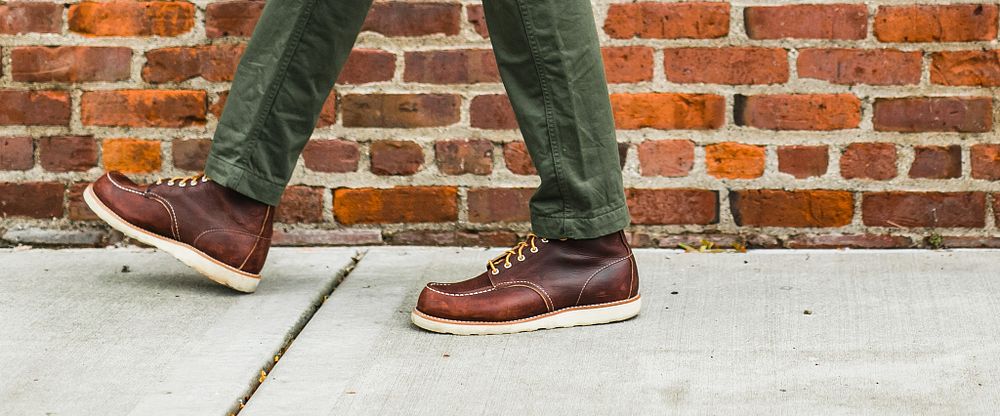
[84,172,274,293]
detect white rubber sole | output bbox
[83,184,260,293]
[411,295,641,335]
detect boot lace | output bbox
[487,233,547,275]
[154,174,209,188]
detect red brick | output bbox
[863,192,986,228]
[143,44,245,83]
[663,47,788,85]
[404,49,498,84]
[731,189,854,228]
[435,140,493,175]
[611,93,725,130]
[736,94,860,131]
[0,137,33,171]
[102,139,162,174]
[333,186,458,224]
[909,145,962,179]
[302,139,360,173]
[0,3,62,34]
[797,48,922,86]
[276,186,324,223]
[637,140,694,177]
[341,94,460,128]
[875,5,998,42]
[362,3,461,37]
[316,95,337,128]
[0,90,70,126]
[68,183,99,221]
[840,143,897,181]
[387,230,517,247]
[604,2,729,39]
[503,142,536,175]
[971,144,1000,180]
[931,50,1000,87]
[467,4,488,38]
[81,90,207,128]
[778,145,828,179]
[12,46,132,82]
[337,49,396,84]
[68,1,195,37]
[205,0,264,38]
[39,136,98,173]
[602,47,654,84]
[0,182,64,219]
[470,95,517,130]
[745,4,868,40]
[785,234,913,249]
[370,140,424,175]
[172,139,212,171]
[467,188,533,223]
[626,189,718,225]
[873,97,992,133]
[705,142,766,179]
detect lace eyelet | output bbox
[178,182,187,188]
[517,255,525,261]
[530,247,538,253]
[503,262,512,269]
[491,269,499,275]
[540,238,548,243]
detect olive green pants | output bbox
[207,0,629,239]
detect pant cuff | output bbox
[530,203,631,240]
[205,154,285,206]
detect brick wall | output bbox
[1,1,999,249]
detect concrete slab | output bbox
[242,248,1000,415]
[0,247,359,416]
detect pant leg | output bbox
[206,0,373,206]
[481,0,630,240]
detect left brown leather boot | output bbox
[411,230,640,335]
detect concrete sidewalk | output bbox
[2,247,999,415]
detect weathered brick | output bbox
[736,94,861,131]
[370,140,424,175]
[840,143,897,181]
[637,140,694,177]
[68,1,195,37]
[342,94,460,128]
[875,5,998,42]
[910,145,962,179]
[873,97,992,133]
[39,136,98,173]
[611,93,725,130]
[778,145,828,179]
[503,142,536,175]
[467,188,533,223]
[602,47,654,84]
[143,44,245,83]
[316,95,337,128]
[81,90,207,128]
[786,234,912,249]
[705,142,765,179]
[404,49,498,84]
[797,48,922,86]
[337,49,396,84]
[205,0,264,38]
[333,186,458,224]
[663,47,788,85]
[12,46,132,82]
[604,2,729,39]
[626,189,718,225]
[931,50,1000,87]
[272,229,383,246]
[67,183,99,221]
[171,138,211,171]
[863,192,986,228]
[102,139,162,173]
[467,4,488,38]
[302,139,360,173]
[731,189,854,228]
[0,90,70,126]
[470,95,517,130]
[0,182,64,219]
[387,230,517,247]
[0,3,61,34]
[745,4,868,40]
[362,3,461,37]
[971,144,1000,180]
[0,137,33,171]
[275,186,324,223]
[435,140,493,175]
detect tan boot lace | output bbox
[487,233,547,275]
[154,174,209,188]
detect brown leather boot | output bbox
[84,172,273,293]
[411,231,640,335]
